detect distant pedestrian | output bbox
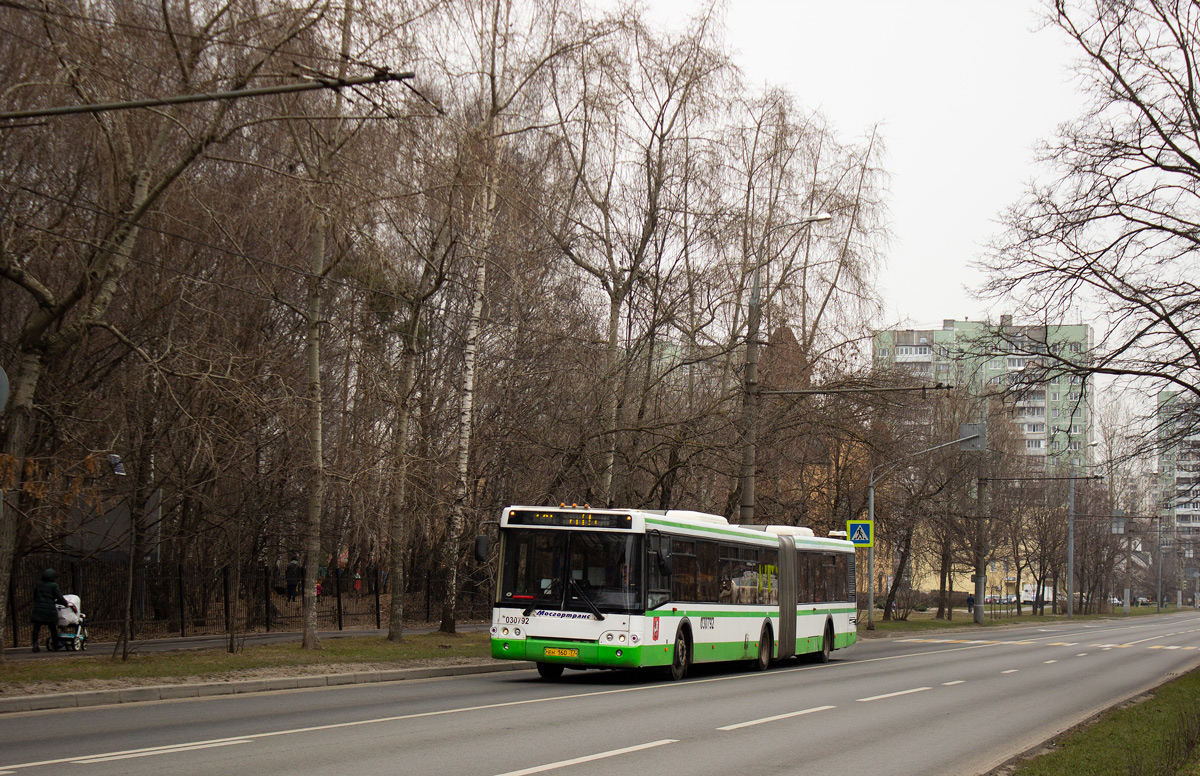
[966,593,975,614]
[30,568,71,652]
[285,557,302,603]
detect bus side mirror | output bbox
[474,535,489,563]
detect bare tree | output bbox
[981,1,1200,443]
[545,10,729,506]
[0,0,326,659]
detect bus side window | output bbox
[738,546,758,604]
[672,540,697,602]
[646,536,671,609]
[834,554,848,601]
[819,553,838,602]
[718,545,741,604]
[696,541,718,602]
[758,549,778,605]
[798,551,813,603]
[809,553,825,603]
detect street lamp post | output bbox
[1066,442,1098,619]
[1067,474,1076,618]
[739,212,831,523]
[1156,514,1164,613]
[865,426,983,630]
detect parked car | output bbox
[1136,597,1151,606]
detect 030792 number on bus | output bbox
[502,616,530,624]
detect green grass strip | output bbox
[1011,665,1200,776]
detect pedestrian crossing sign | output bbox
[846,520,873,547]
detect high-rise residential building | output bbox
[1157,391,1200,541]
[872,316,1094,468]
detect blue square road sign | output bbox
[846,520,873,547]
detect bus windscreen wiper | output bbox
[569,578,606,621]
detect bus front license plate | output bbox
[544,647,577,658]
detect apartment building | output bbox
[1158,391,1200,541]
[872,315,1094,468]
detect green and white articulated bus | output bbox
[485,505,857,680]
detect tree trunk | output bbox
[441,256,487,634]
[299,0,353,650]
[386,313,422,641]
[597,292,623,506]
[882,523,915,621]
[301,207,327,650]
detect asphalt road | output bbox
[3,612,1199,776]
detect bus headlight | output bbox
[630,634,640,643]
[605,633,614,642]
[502,627,509,636]
[618,634,626,643]
[490,626,498,636]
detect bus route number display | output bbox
[508,510,633,529]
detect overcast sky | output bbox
[644,0,1087,330]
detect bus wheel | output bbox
[536,662,565,680]
[813,622,833,663]
[669,627,691,681]
[753,624,772,671]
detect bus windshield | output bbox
[499,529,642,614]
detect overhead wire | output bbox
[5,180,611,350]
[0,4,781,367]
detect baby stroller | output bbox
[49,594,88,651]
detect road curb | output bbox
[0,661,534,714]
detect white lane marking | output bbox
[1044,660,1057,664]
[942,680,965,686]
[1002,669,1019,674]
[1076,653,1088,657]
[857,687,931,703]
[1126,634,1171,645]
[71,741,250,763]
[718,705,835,731]
[493,739,677,776]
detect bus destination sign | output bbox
[508,510,633,529]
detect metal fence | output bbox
[9,555,493,648]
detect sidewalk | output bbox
[0,624,509,714]
[0,659,532,714]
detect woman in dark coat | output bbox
[30,568,70,652]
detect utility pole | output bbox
[1067,475,1076,618]
[1156,514,1164,614]
[1109,509,1130,614]
[739,214,830,523]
